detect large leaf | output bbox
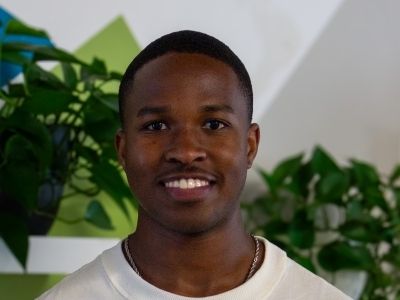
[22,86,77,115]
[311,146,341,177]
[5,19,48,38]
[61,63,78,90]
[318,241,374,272]
[7,109,53,172]
[319,171,349,199]
[2,43,83,64]
[25,64,67,90]
[1,51,31,65]
[0,160,39,210]
[288,210,315,249]
[84,200,114,230]
[4,135,37,162]
[339,221,374,243]
[289,161,313,198]
[93,93,119,113]
[80,57,108,81]
[350,160,380,188]
[272,153,303,186]
[89,161,133,218]
[0,213,29,269]
[264,219,288,238]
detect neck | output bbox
[124,208,264,297]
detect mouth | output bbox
[164,178,210,189]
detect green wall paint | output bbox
[0,16,141,300]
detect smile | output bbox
[164,178,210,189]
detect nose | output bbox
[165,127,207,164]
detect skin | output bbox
[115,52,262,297]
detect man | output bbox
[38,30,351,299]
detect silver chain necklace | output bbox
[124,233,260,283]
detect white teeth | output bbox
[180,179,188,189]
[165,178,210,188]
[187,179,195,189]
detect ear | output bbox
[246,123,260,169]
[115,129,126,170]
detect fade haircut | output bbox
[118,30,253,127]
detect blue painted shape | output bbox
[0,6,53,86]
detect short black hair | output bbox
[118,30,253,127]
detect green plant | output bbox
[0,20,135,269]
[242,146,400,299]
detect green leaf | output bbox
[8,84,27,97]
[4,135,37,162]
[110,72,123,81]
[74,144,99,164]
[5,19,48,38]
[2,43,83,64]
[22,86,77,115]
[346,200,363,221]
[7,109,53,172]
[25,64,67,90]
[80,57,108,81]
[264,220,288,238]
[340,222,373,243]
[311,146,340,177]
[0,213,29,269]
[390,164,400,184]
[319,172,349,199]
[257,168,276,193]
[363,187,388,212]
[1,51,31,65]
[272,153,303,186]
[0,160,39,210]
[93,93,119,113]
[351,160,380,188]
[290,162,313,198]
[84,200,114,230]
[318,241,374,272]
[89,161,133,219]
[289,210,315,249]
[61,63,78,90]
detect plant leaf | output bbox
[25,64,67,90]
[84,200,114,230]
[272,153,303,186]
[5,19,48,38]
[7,109,53,172]
[2,43,83,64]
[89,161,133,219]
[340,221,374,243]
[22,86,77,115]
[61,63,78,90]
[289,210,315,249]
[319,171,349,199]
[318,241,374,272]
[311,146,341,177]
[264,220,288,238]
[350,160,380,188]
[0,213,29,269]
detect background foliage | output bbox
[0,19,135,269]
[242,146,400,299]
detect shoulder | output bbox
[256,238,353,300]
[36,243,124,300]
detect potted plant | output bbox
[242,146,400,299]
[0,19,135,269]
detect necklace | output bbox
[124,233,260,283]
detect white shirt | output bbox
[37,237,352,299]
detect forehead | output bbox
[126,52,245,113]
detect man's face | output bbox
[115,52,259,234]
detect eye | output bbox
[146,122,168,130]
[203,120,226,130]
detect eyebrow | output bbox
[199,105,234,114]
[136,106,169,117]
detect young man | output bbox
[38,31,351,299]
